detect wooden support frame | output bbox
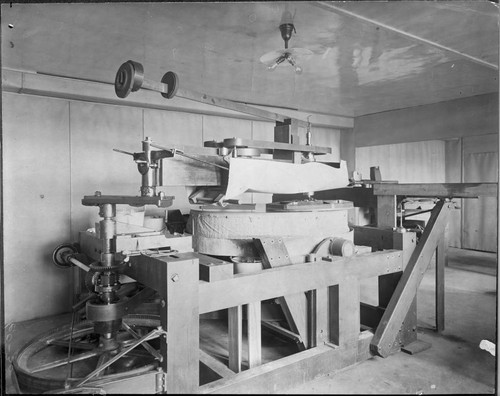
[371,200,452,357]
[120,245,411,393]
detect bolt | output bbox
[171,273,179,282]
[95,191,102,196]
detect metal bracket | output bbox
[155,371,167,393]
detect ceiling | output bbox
[1,1,498,118]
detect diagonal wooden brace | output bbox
[371,200,452,357]
[253,237,308,350]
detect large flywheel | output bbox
[13,314,162,393]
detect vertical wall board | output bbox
[463,152,498,252]
[202,115,252,143]
[143,109,204,213]
[251,120,275,142]
[3,93,72,323]
[250,120,274,204]
[310,127,341,163]
[445,139,462,248]
[70,102,143,241]
[143,109,203,146]
[355,140,445,183]
[340,129,355,175]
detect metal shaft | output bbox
[141,78,168,94]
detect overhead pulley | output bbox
[115,60,178,99]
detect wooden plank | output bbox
[228,306,242,373]
[371,200,451,358]
[198,250,405,314]
[253,238,308,350]
[376,195,397,228]
[224,137,331,155]
[435,236,446,332]
[199,333,372,394]
[330,279,360,352]
[164,255,199,393]
[374,182,497,198]
[247,302,262,368]
[200,350,235,379]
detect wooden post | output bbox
[435,236,446,332]
[228,306,242,372]
[274,118,302,164]
[330,279,360,354]
[376,195,397,228]
[161,256,199,393]
[247,302,262,368]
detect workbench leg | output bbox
[161,257,199,393]
[330,278,360,359]
[228,306,242,372]
[436,236,446,332]
[247,302,262,368]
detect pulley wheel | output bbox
[160,71,179,99]
[52,243,78,269]
[12,314,161,393]
[114,60,144,98]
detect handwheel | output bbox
[52,243,79,269]
[13,314,162,393]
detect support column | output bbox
[161,256,199,393]
[228,306,242,372]
[435,236,447,332]
[247,302,262,368]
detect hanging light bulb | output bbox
[286,55,302,74]
[268,62,279,71]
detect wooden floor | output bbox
[3,247,497,394]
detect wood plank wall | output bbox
[354,93,498,252]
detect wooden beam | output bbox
[2,69,353,129]
[200,350,236,379]
[376,195,397,228]
[199,250,405,314]
[228,306,243,373]
[373,183,498,198]
[163,255,199,393]
[435,236,447,332]
[247,302,262,368]
[199,333,372,394]
[371,200,452,357]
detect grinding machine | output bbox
[11,61,497,394]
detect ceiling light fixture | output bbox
[260,10,312,74]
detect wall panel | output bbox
[3,93,72,323]
[445,139,462,248]
[143,109,204,212]
[355,140,446,183]
[311,127,341,163]
[69,102,143,240]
